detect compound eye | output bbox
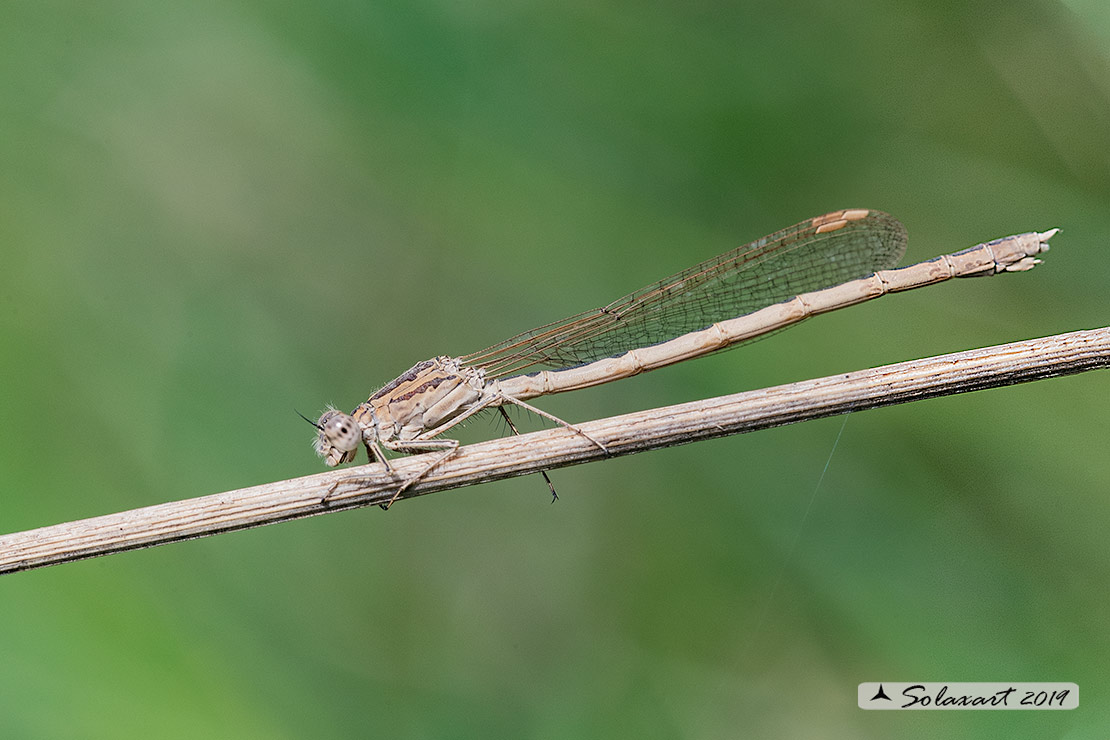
[319,411,361,452]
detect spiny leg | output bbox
[321,438,459,509]
[365,437,393,471]
[498,406,559,503]
[412,389,608,461]
[498,393,609,455]
[380,437,460,510]
[322,436,394,505]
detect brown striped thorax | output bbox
[314,356,499,468]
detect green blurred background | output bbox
[2,0,1108,736]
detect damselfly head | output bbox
[312,408,361,467]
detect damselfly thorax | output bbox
[316,357,489,467]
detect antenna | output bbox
[295,410,322,430]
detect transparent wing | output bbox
[462,209,908,378]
